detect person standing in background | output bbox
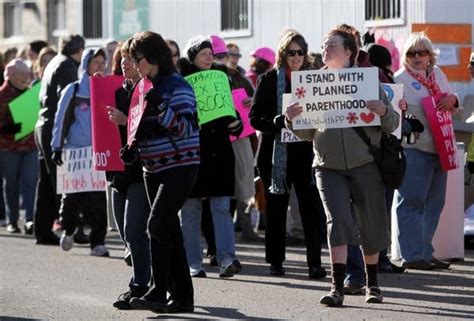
[34,34,85,245]
[0,59,38,234]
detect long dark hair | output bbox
[129,31,175,76]
[275,29,310,70]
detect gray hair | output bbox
[401,32,437,67]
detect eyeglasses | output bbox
[213,53,228,59]
[406,50,430,58]
[228,52,242,58]
[286,49,305,57]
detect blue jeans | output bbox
[181,196,236,273]
[112,182,151,288]
[393,148,447,263]
[344,245,365,286]
[0,150,38,224]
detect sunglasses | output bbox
[228,52,242,58]
[213,53,228,59]
[406,50,430,58]
[287,49,305,57]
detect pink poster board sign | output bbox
[422,93,459,171]
[90,75,125,171]
[127,78,153,146]
[230,88,255,142]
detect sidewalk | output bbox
[1,230,473,320]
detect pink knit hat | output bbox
[250,47,275,65]
[210,35,228,55]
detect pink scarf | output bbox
[406,66,441,96]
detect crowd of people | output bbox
[0,24,471,313]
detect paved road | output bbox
[1,230,473,320]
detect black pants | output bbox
[60,192,107,248]
[261,168,325,269]
[33,126,60,240]
[143,165,198,304]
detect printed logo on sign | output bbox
[382,84,394,101]
[360,112,375,124]
[347,112,359,124]
[412,82,421,90]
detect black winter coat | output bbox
[37,54,79,129]
[249,69,314,185]
[177,58,243,198]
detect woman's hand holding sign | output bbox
[285,102,303,121]
[366,100,387,116]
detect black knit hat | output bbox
[185,35,213,62]
[367,43,392,69]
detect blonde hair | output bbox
[401,32,437,67]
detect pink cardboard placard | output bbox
[127,78,153,146]
[90,75,125,171]
[230,88,255,142]
[422,93,459,171]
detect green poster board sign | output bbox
[113,0,149,40]
[8,82,41,141]
[185,70,236,125]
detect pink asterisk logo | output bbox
[346,112,359,124]
[295,87,306,99]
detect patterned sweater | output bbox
[137,72,200,173]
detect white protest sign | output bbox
[281,93,301,143]
[290,67,380,129]
[57,146,107,194]
[382,83,404,139]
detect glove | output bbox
[226,117,243,136]
[468,161,474,174]
[144,88,165,111]
[0,122,22,134]
[273,115,286,129]
[119,144,139,165]
[52,150,63,166]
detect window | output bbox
[220,0,252,37]
[83,0,102,38]
[365,0,404,27]
[3,2,22,38]
[48,0,66,37]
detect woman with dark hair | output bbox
[286,29,399,306]
[126,31,200,314]
[107,38,151,310]
[166,39,180,67]
[249,29,327,280]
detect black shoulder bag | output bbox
[353,127,406,189]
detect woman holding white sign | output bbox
[393,32,458,271]
[286,29,399,306]
[249,29,327,280]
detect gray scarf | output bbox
[269,67,289,195]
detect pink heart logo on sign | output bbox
[360,112,375,124]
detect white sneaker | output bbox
[60,232,74,251]
[90,245,110,257]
